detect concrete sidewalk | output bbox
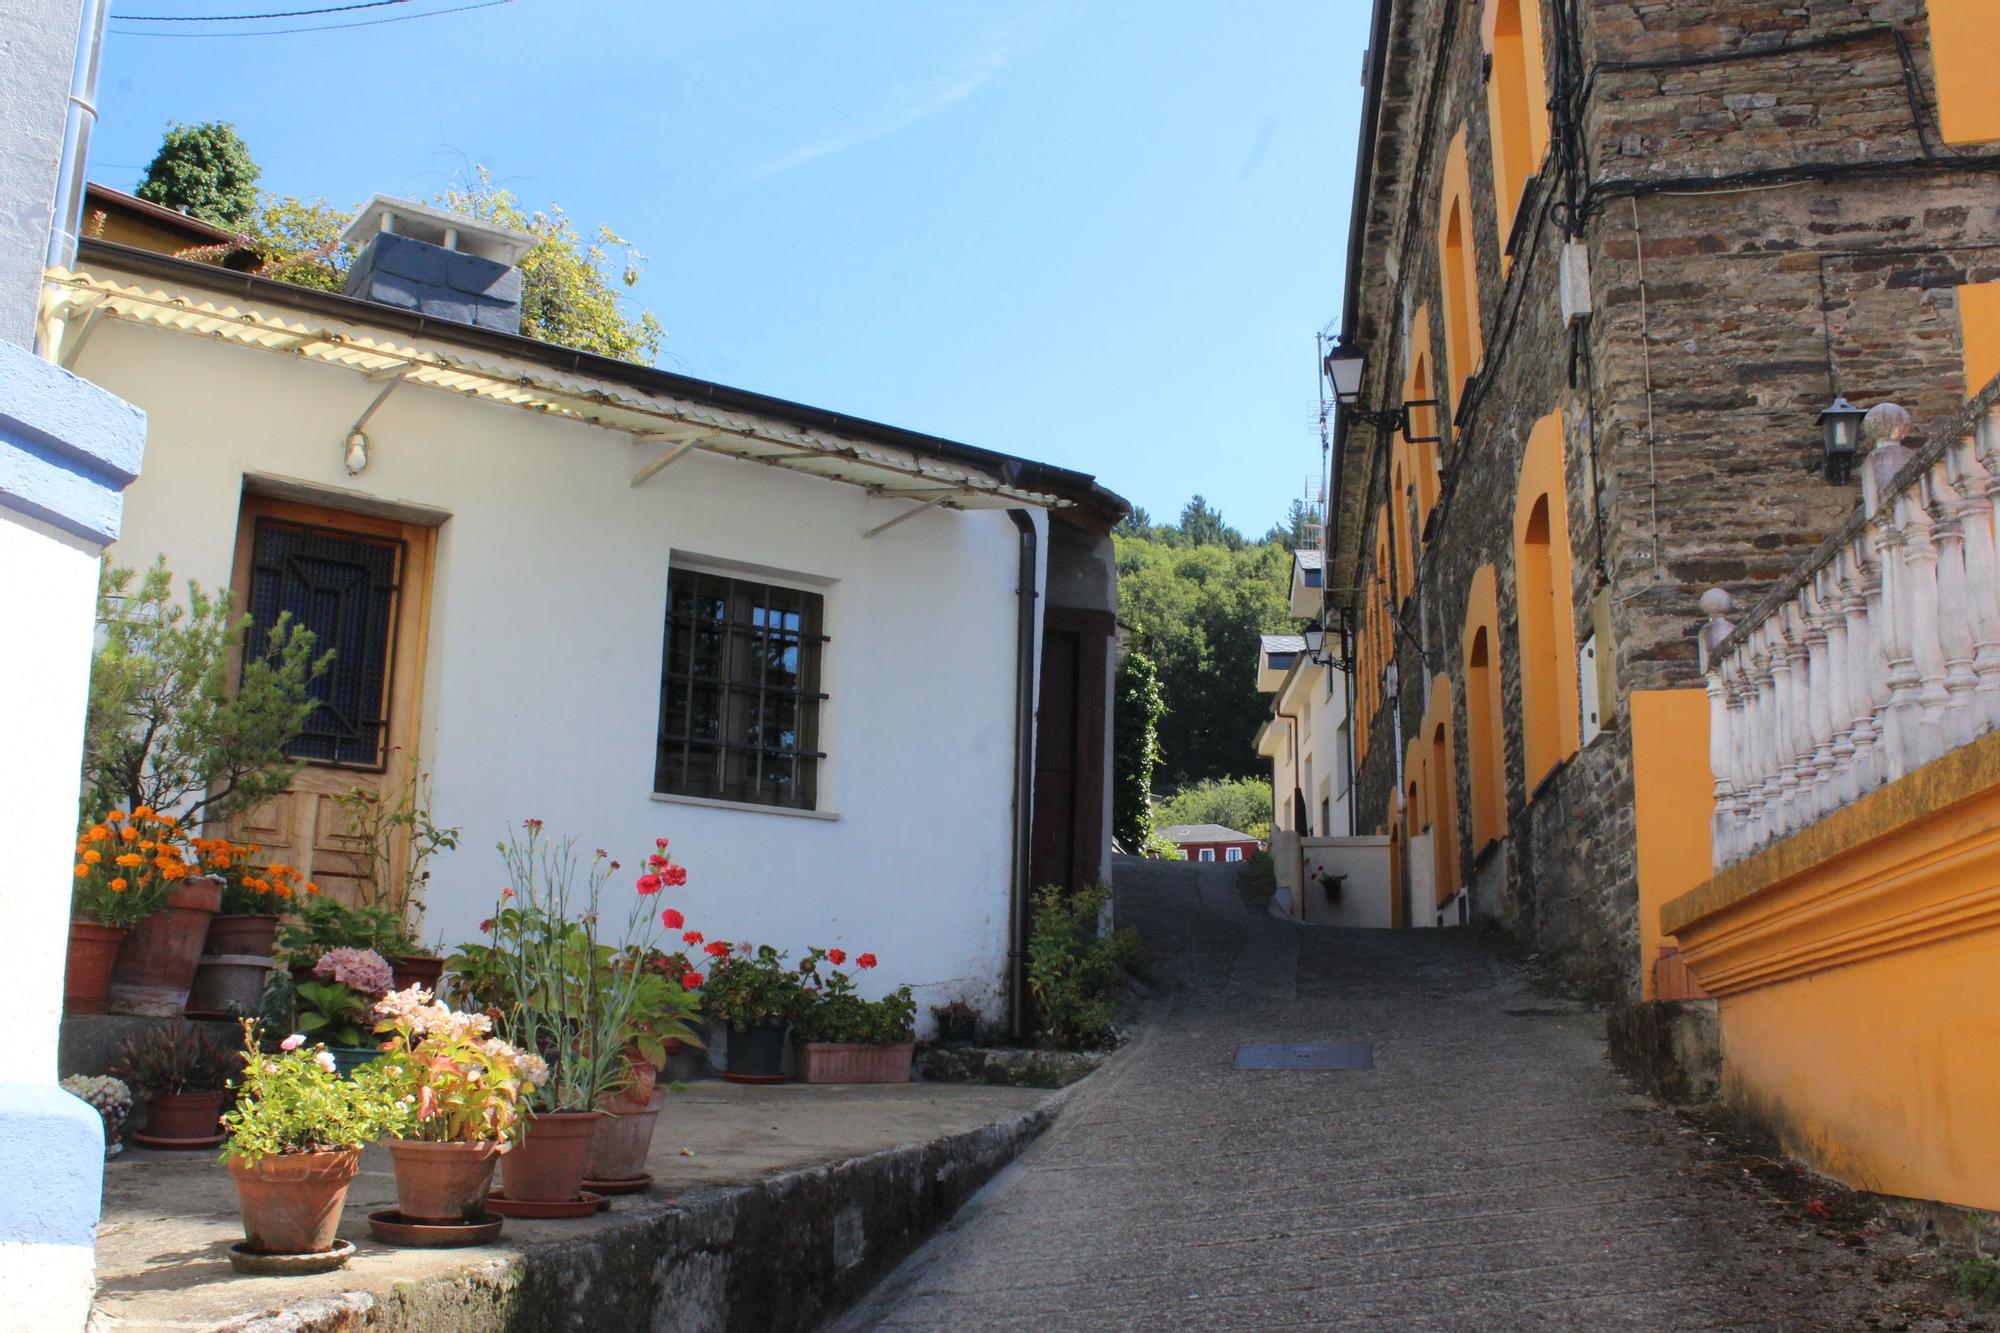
[93,1080,1052,1331]
[835,857,1972,1332]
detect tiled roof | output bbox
[1293,549,1324,570]
[1261,634,1306,654]
[1160,823,1256,843]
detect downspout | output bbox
[35,0,109,358]
[1005,509,1038,1041]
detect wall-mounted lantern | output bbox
[1322,333,1424,438]
[1817,396,1866,485]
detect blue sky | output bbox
[90,1,1365,535]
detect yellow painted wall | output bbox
[1483,0,1549,260]
[1719,933,2000,1210]
[1514,412,1581,787]
[1961,281,2000,393]
[1461,565,1506,848]
[1630,688,1713,1000]
[1930,0,2000,145]
[1437,129,1483,409]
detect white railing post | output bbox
[1700,589,1737,864]
[1954,423,2000,733]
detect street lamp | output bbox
[1322,334,1410,436]
[1818,396,1866,485]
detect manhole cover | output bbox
[1233,1042,1373,1071]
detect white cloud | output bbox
[738,5,1063,185]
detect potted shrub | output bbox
[66,807,185,1013]
[703,944,809,1081]
[80,560,325,1015]
[295,948,394,1074]
[794,949,916,1084]
[109,1023,238,1146]
[370,985,541,1228]
[448,822,687,1211]
[586,954,703,1185]
[218,1020,399,1266]
[196,836,316,957]
[336,763,459,990]
[278,898,421,986]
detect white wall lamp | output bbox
[344,429,370,475]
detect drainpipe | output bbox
[35,0,109,358]
[1005,509,1038,1040]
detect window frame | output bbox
[652,561,832,815]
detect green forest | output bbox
[1115,495,1315,808]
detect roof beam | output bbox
[630,437,706,487]
[862,493,954,538]
[59,303,105,370]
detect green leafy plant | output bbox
[334,761,458,945]
[294,980,375,1049]
[370,987,542,1143]
[71,806,193,928]
[108,1024,237,1097]
[83,558,328,827]
[136,120,260,228]
[219,1021,401,1165]
[1026,882,1140,1051]
[1946,1251,2000,1312]
[446,822,687,1111]
[277,897,418,965]
[701,944,811,1030]
[618,960,706,1069]
[1156,776,1274,842]
[1113,649,1166,851]
[794,948,914,1046]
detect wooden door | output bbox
[226,494,435,908]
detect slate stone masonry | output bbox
[342,229,524,334]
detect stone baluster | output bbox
[1725,654,1756,859]
[1782,602,1816,834]
[1947,430,2000,734]
[1837,543,1880,801]
[1896,478,1952,761]
[1699,589,1737,865]
[1810,569,1851,815]
[1745,623,1777,850]
[1763,613,1799,840]
[1928,465,1982,747]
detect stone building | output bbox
[1322,0,2000,1000]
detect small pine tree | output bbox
[136,121,261,229]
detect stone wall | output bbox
[1342,0,2000,998]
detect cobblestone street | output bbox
[835,858,1975,1332]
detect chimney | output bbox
[338,194,534,334]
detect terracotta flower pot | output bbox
[500,1110,603,1204]
[621,1052,658,1105]
[144,1089,229,1139]
[188,954,275,1016]
[108,876,223,1017]
[205,913,280,957]
[391,954,444,993]
[386,1139,503,1223]
[586,1088,666,1180]
[227,1148,360,1254]
[794,1041,915,1085]
[65,920,130,1014]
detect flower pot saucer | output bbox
[228,1238,355,1275]
[720,1072,790,1085]
[131,1129,227,1150]
[582,1172,653,1196]
[486,1190,604,1219]
[368,1209,504,1247]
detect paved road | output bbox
[834,857,1962,1332]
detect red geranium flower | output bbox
[636,873,662,895]
[856,953,878,969]
[478,918,494,934]
[827,948,847,965]
[648,853,668,870]
[661,908,685,930]
[682,930,704,946]
[656,837,670,849]
[703,940,731,958]
[664,864,688,888]
[681,970,703,989]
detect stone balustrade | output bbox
[1700,384,2000,870]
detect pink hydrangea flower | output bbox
[280,1033,306,1051]
[314,946,395,997]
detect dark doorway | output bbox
[1029,609,1113,895]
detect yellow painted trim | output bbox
[1461,564,1507,847]
[1930,0,2000,145]
[1482,0,1550,261]
[1404,305,1439,528]
[1437,128,1484,411]
[1630,689,1714,1000]
[1425,672,1459,903]
[1514,410,1580,786]
[1961,281,2000,395]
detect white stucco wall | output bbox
[1300,836,1392,929]
[79,286,1046,1029]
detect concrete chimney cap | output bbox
[339,194,535,266]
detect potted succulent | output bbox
[448,823,687,1212]
[370,985,542,1230]
[109,1023,240,1146]
[703,943,810,1081]
[80,560,326,1016]
[794,949,916,1084]
[218,1020,400,1267]
[61,1074,134,1157]
[335,763,459,991]
[66,807,185,1013]
[295,948,394,1074]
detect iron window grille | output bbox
[245,517,404,770]
[655,568,827,810]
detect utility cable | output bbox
[109,0,510,36]
[112,0,414,20]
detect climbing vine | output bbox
[1112,649,1165,852]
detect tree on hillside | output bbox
[1157,776,1274,842]
[137,121,260,229]
[1264,498,1321,548]
[1175,495,1242,550]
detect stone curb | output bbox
[199,1086,1078,1333]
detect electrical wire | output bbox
[112,0,414,21]
[109,0,510,36]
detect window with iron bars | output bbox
[654,567,826,810]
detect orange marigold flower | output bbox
[87,826,111,844]
[304,882,321,896]
[74,864,88,878]
[133,806,154,820]
[106,810,125,823]
[83,850,102,865]
[115,853,143,868]
[120,826,139,843]
[109,877,128,892]
[160,815,178,828]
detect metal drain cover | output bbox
[1233,1042,1373,1071]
